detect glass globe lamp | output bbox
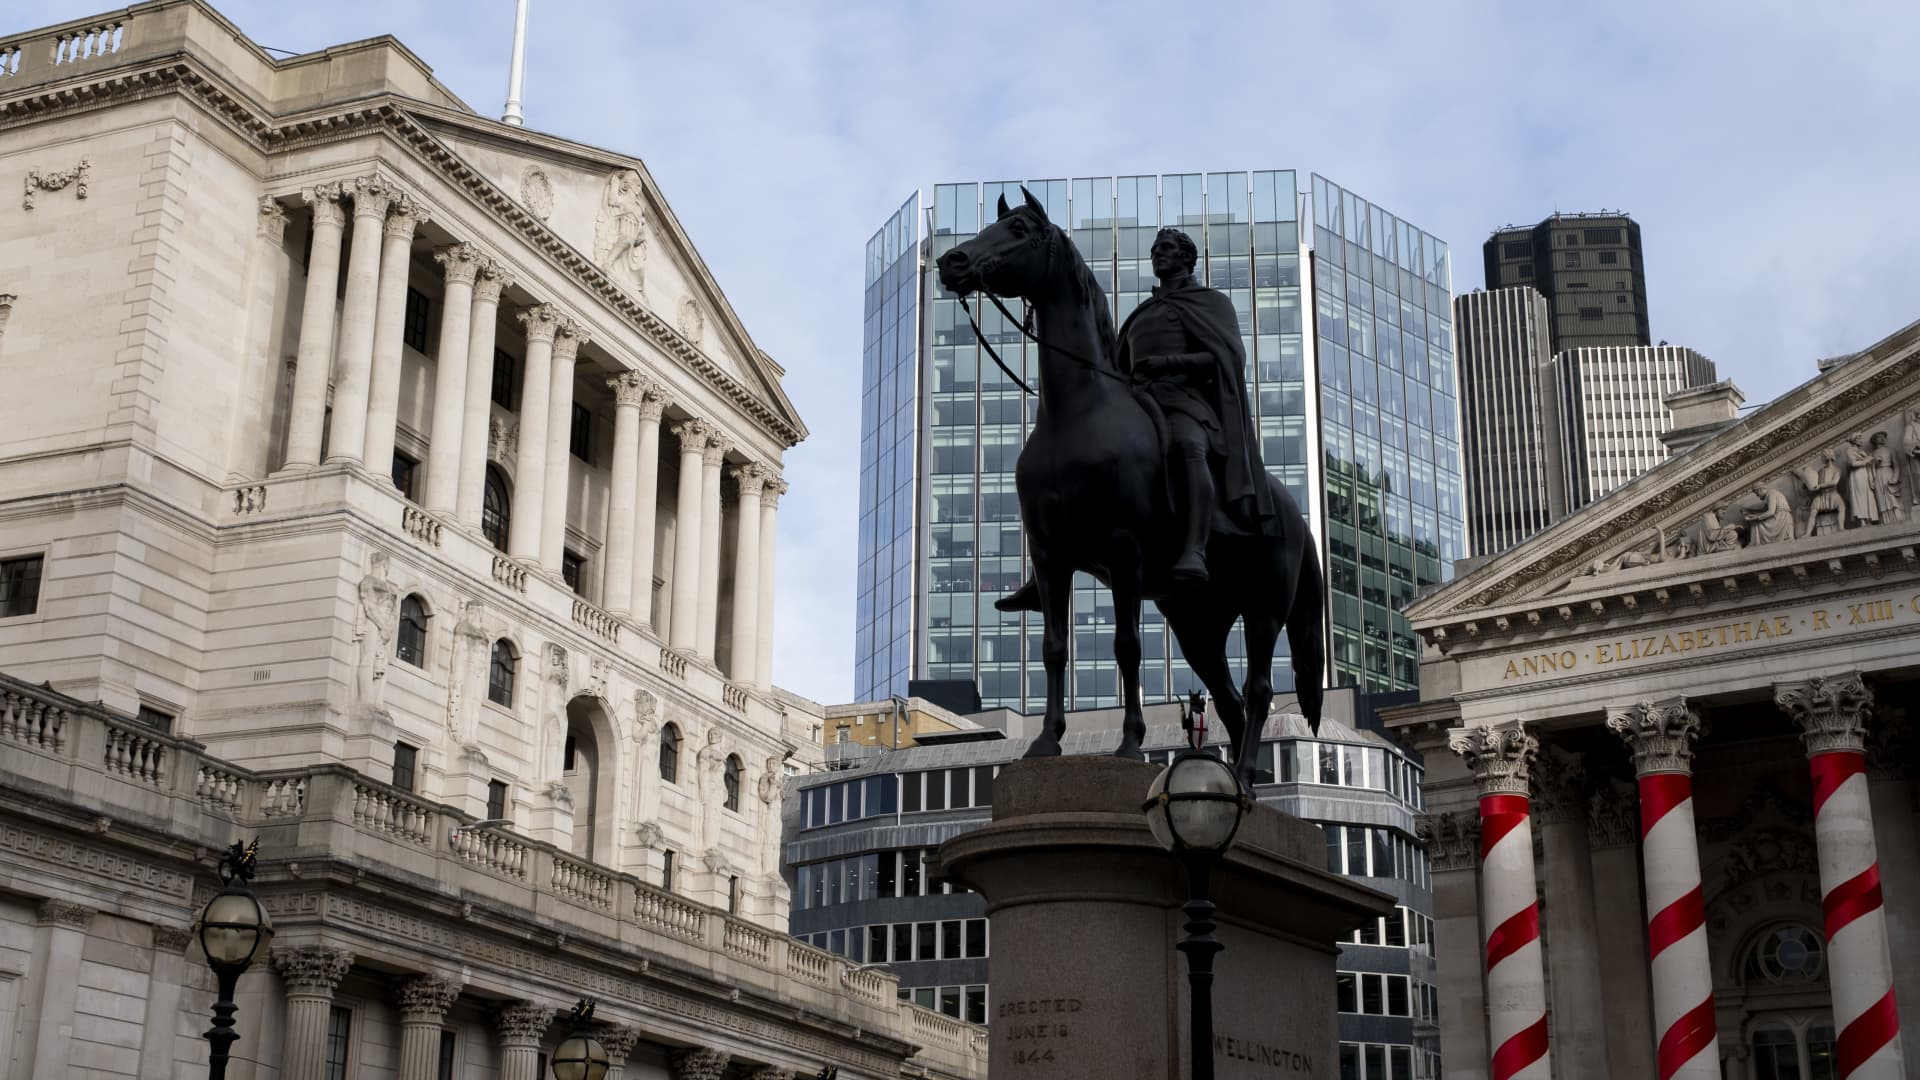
[551,999,610,1080]
[1143,749,1250,857]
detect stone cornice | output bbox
[0,56,805,448]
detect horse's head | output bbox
[935,185,1059,301]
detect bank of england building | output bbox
[0,3,986,1077]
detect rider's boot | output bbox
[994,577,1041,612]
[1172,449,1211,584]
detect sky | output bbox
[29,0,1920,705]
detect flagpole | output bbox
[501,0,529,125]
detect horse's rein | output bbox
[956,226,1130,398]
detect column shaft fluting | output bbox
[1776,674,1906,1080]
[454,268,509,528]
[755,480,783,689]
[729,465,767,683]
[508,305,560,559]
[285,185,347,467]
[669,420,711,650]
[493,1001,551,1080]
[394,976,461,1080]
[1609,699,1716,1080]
[423,245,480,512]
[696,437,728,659]
[1450,722,1551,1080]
[362,200,426,475]
[326,179,394,463]
[539,328,585,573]
[631,394,667,628]
[271,946,353,1080]
[604,375,646,614]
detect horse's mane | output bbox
[1051,222,1118,364]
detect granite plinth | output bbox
[938,756,1391,1080]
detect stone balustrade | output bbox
[492,553,528,593]
[571,598,619,643]
[723,683,749,713]
[401,505,443,547]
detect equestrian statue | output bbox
[935,187,1325,789]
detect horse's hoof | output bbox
[1024,738,1062,758]
[1112,743,1146,762]
[994,583,1041,612]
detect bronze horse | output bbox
[935,187,1326,788]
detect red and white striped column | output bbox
[1776,673,1905,1080]
[1449,720,1551,1080]
[1607,698,1717,1080]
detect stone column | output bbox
[285,183,347,468]
[1608,698,1717,1080]
[423,243,482,513]
[229,197,293,481]
[540,322,589,574]
[363,196,429,475]
[1449,720,1552,1080]
[754,478,784,690]
[1865,709,1920,1058]
[1415,809,1489,1080]
[729,464,769,684]
[604,374,649,614]
[493,1000,553,1080]
[670,1046,731,1079]
[631,386,670,629]
[509,303,562,559]
[597,1022,641,1080]
[395,975,462,1080]
[455,264,512,529]
[1775,673,1906,1080]
[16,900,91,1078]
[696,435,730,660]
[668,419,713,651]
[326,177,395,464]
[138,925,195,1078]
[271,945,355,1080]
[1587,777,1657,1079]
[1533,748,1613,1080]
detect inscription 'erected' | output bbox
[1001,996,1083,1067]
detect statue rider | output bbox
[997,227,1275,611]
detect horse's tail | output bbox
[1286,542,1327,736]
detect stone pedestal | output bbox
[939,757,1390,1080]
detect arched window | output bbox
[1743,924,1825,985]
[658,723,681,783]
[482,466,511,552]
[396,595,428,667]
[487,640,516,706]
[723,754,744,811]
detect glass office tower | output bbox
[855,173,1464,709]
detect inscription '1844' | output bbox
[1001,996,1083,1067]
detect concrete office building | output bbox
[1483,213,1650,352]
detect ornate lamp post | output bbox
[1143,750,1251,1080]
[198,840,272,1080]
[550,998,610,1080]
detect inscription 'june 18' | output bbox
[1001,996,1083,1068]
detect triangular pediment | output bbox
[1408,316,1920,630]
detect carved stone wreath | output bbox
[24,159,90,210]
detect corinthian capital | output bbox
[35,898,92,929]
[384,194,429,237]
[258,196,289,242]
[1448,719,1537,797]
[271,945,355,994]
[552,317,590,361]
[672,418,716,454]
[702,434,733,467]
[761,477,788,509]
[670,1046,731,1080]
[731,462,772,497]
[493,1000,556,1045]
[348,176,395,219]
[1530,746,1589,824]
[518,303,563,344]
[1775,672,1873,755]
[395,975,463,1021]
[435,242,485,286]
[1586,778,1639,849]
[473,260,514,304]
[304,182,348,228]
[609,372,659,407]
[1607,697,1705,776]
[1413,809,1479,873]
[595,1022,641,1065]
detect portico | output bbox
[1392,323,1920,1080]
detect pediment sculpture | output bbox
[592,168,648,294]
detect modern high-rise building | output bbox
[1454,285,1716,554]
[856,174,1466,710]
[1483,213,1650,352]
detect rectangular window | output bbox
[1388,975,1410,1016]
[1598,250,1619,265]
[1563,252,1582,268]
[1320,745,1340,786]
[1391,1046,1413,1080]
[1516,263,1533,279]
[1578,307,1604,321]
[569,403,593,462]
[868,925,889,962]
[1365,1044,1386,1080]
[924,771,948,812]
[902,850,923,897]
[1501,241,1530,258]
[1347,827,1368,875]
[1336,972,1357,1013]
[135,705,174,732]
[324,1006,351,1080]
[941,920,962,960]
[436,1031,457,1080]
[915,922,935,961]
[939,986,961,1019]
[1279,743,1296,782]
[562,551,586,597]
[966,918,987,958]
[949,768,969,808]
[0,555,44,617]
[392,742,418,792]
[1385,907,1407,947]
[965,986,987,1025]
[391,450,420,501]
[973,765,994,806]
[491,350,518,409]
[892,923,913,962]
[877,851,899,898]
[1324,825,1343,873]
[1362,973,1384,1015]
[403,287,431,352]
[486,779,507,820]
[1584,227,1623,244]
[662,849,676,892]
[902,772,922,813]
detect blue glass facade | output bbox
[855,173,1463,709]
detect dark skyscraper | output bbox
[1483,213,1649,352]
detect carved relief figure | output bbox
[352,551,400,715]
[1841,434,1881,527]
[1797,452,1845,536]
[1701,505,1743,554]
[1744,482,1796,546]
[446,600,491,741]
[592,169,648,293]
[1903,407,1920,511]
[677,297,704,344]
[1869,431,1903,521]
[520,167,554,221]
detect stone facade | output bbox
[1389,320,1920,1079]
[0,3,984,1078]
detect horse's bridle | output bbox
[955,221,1126,397]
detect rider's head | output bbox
[1151,228,1199,279]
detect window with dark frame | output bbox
[561,551,586,596]
[323,1006,351,1080]
[481,466,511,552]
[487,640,516,706]
[396,595,428,666]
[392,741,418,792]
[1578,307,1604,321]
[486,779,507,820]
[391,450,420,501]
[662,848,676,891]
[569,403,592,462]
[491,349,518,410]
[403,287,431,352]
[659,723,681,782]
[0,554,44,617]
[1598,250,1619,265]
[728,875,741,913]
[723,755,743,810]
[134,705,174,732]
[436,1031,457,1080]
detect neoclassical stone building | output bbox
[1388,324,1920,1080]
[0,3,984,1078]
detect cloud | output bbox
[25,0,1920,704]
